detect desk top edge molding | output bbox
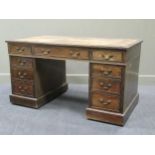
[6,35,143,50]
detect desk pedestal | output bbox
[10,57,68,108]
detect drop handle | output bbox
[18,72,27,78]
[21,73,27,78]
[16,47,25,52]
[18,72,21,76]
[19,86,28,92]
[42,50,50,55]
[100,68,112,75]
[101,54,114,60]
[99,82,104,87]
[18,59,26,66]
[99,98,112,105]
[18,86,22,89]
[103,83,112,90]
[20,62,25,66]
[104,71,112,75]
[105,55,111,60]
[70,51,80,57]
[99,82,112,89]
[16,47,20,50]
[103,86,109,90]
[21,47,25,51]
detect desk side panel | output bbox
[123,44,141,112]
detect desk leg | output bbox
[10,57,68,108]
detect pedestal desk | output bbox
[6,36,142,126]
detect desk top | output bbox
[6,35,142,49]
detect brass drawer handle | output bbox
[43,51,49,55]
[100,54,114,61]
[18,72,27,78]
[100,68,112,75]
[103,83,112,90]
[18,72,21,76]
[18,86,28,92]
[18,59,27,66]
[16,47,20,51]
[20,62,25,66]
[21,47,25,52]
[42,50,50,55]
[104,71,112,75]
[105,55,113,60]
[99,98,112,105]
[99,82,104,87]
[99,82,112,90]
[70,51,80,58]
[16,47,25,52]
[103,86,109,90]
[18,86,22,89]
[107,83,112,87]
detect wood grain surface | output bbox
[6,35,142,49]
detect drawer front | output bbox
[10,57,33,68]
[91,77,121,95]
[33,46,89,60]
[91,63,122,78]
[11,69,33,80]
[9,44,32,55]
[12,79,34,97]
[91,92,120,112]
[92,49,123,62]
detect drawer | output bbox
[12,79,34,97]
[92,49,123,62]
[9,44,32,55]
[10,57,33,68]
[91,77,121,95]
[11,68,33,80]
[33,46,89,60]
[91,63,122,78]
[91,92,120,112]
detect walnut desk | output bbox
[6,36,142,126]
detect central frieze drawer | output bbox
[33,46,89,60]
[91,77,121,95]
